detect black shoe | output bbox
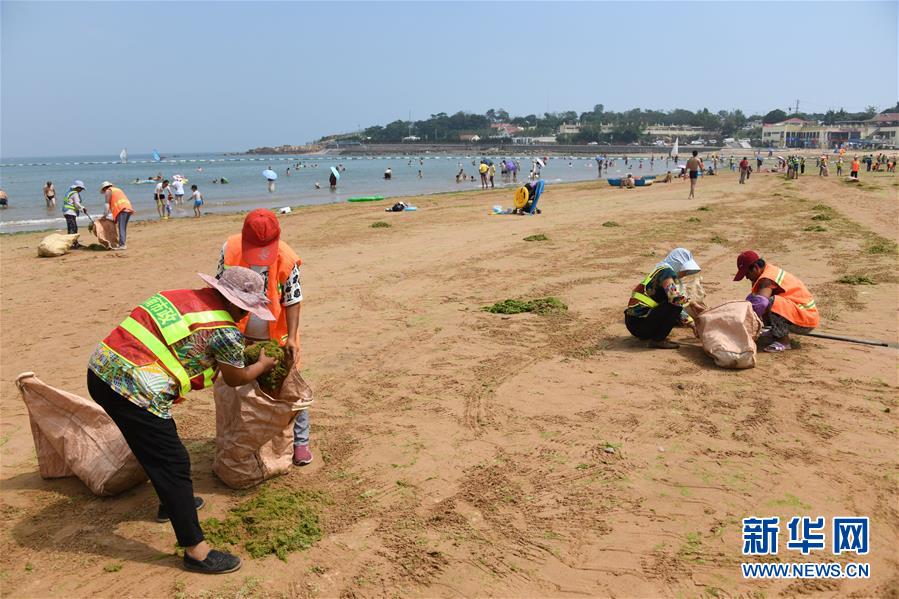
[157,496,205,523]
[183,549,242,574]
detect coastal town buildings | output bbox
[761,114,899,149]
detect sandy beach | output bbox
[1,170,897,597]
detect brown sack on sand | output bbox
[15,372,148,496]
[694,301,763,369]
[212,367,314,489]
[37,233,79,257]
[90,218,118,249]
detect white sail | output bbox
[670,138,679,158]
[120,148,128,163]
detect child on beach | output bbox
[191,185,203,217]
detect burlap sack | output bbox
[694,301,763,369]
[37,233,79,257]
[15,372,148,495]
[90,218,118,249]
[212,367,313,489]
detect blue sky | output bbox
[2,1,896,158]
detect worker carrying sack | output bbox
[15,372,148,496]
[212,366,313,489]
[37,233,80,257]
[693,301,763,369]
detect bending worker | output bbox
[625,248,701,349]
[216,209,312,466]
[734,250,819,353]
[87,267,278,574]
[100,181,134,250]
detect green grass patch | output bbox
[767,493,811,510]
[866,239,898,255]
[483,297,567,315]
[687,217,701,223]
[103,562,123,573]
[601,221,620,227]
[811,204,831,211]
[811,213,832,221]
[244,341,289,393]
[370,221,391,228]
[803,225,827,232]
[709,235,727,244]
[202,487,326,561]
[697,206,711,211]
[837,274,876,285]
[523,234,548,242]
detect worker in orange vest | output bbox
[100,181,134,250]
[216,209,313,466]
[850,157,860,178]
[734,251,819,353]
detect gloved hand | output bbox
[745,294,769,320]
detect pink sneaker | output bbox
[292,444,313,466]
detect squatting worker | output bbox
[87,267,278,574]
[625,248,701,349]
[100,181,134,250]
[734,250,819,353]
[216,209,312,466]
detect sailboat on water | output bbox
[152,149,161,162]
[670,137,679,161]
[120,148,128,163]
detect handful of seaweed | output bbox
[244,341,290,393]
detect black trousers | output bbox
[625,302,681,341]
[87,370,204,547]
[65,214,78,234]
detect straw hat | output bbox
[99,181,114,192]
[197,267,275,321]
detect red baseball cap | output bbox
[241,209,281,266]
[734,250,761,281]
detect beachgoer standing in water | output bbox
[191,184,204,217]
[43,181,56,208]
[100,181,134,250]
[154,179,170,219]
[479,162,489,189]
[488,162,496,188]
[686,150,703,199]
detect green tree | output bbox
[763,109,788,124]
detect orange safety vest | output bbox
[223,234,301,344]
[100,288,237,402]
[851,160,860,172]
[752,263,819,328]
[108,187,133,221]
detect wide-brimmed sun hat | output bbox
[71,180,85,190]
[99,181,114,192]
[198,267,275,321]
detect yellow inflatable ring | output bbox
[514,186,529,209]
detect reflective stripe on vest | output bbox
[631,268,665,309]
[139,293,232,345]
[120,316,193,396]
[63,190,79,212]
[120,294,233,395]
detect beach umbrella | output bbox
[330,166,341,181]
[263,169,278,181]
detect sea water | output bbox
[0,152,677,232]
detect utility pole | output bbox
[794,99,800,115]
